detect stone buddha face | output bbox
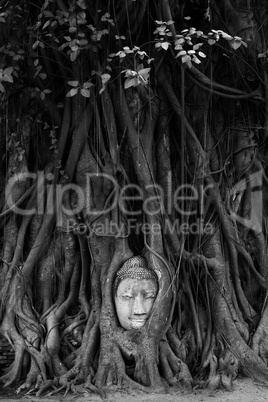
[114,256,158,330]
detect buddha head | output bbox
[114,256,158,330]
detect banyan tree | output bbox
[1,0,268,397]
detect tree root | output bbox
[159,340,193,388]
[15,359,40,394]
[218,349,239,391]
[85,368,106,399]
[251,301,268,364]
[94,335,152,393]
[22,374,76,397]
[200,354,221,391]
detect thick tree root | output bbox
[15,359,40,394]
[94,333,162,394]
[199,354,221,391]
[159,340,193,388]
[218,349,239,391]
[85,369,107,399]
[22,375,76,397]
[251,301,268,364]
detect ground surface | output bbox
[1,377,268,402]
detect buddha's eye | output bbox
[122,295,132,299]
[145,294,155,299]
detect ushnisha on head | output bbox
[114,256,158,330]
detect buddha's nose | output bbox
[133,295,146,315]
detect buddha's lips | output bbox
[130,319,146,325]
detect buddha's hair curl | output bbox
[113,256,157,293]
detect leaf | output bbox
[0,83,5,92]
[181,54,192,67]
[157,25,167,32]
[138,68,150,83]
[44,10,53,17]
[78,39,88,46]
[66,88,79,97]
[192,55,201,64]
[32,41,40,49]
[71,45,79,52]
[208,39,216,45]
[123,46,133,54]
[101,73,111,85]
[116,51,126,58]
[177,50,187,57]
[43,89,51,94]
[68,80,79,87]
[83,81,93,89]
[70,50,79,61]
[123,69,136,78]
[258,51,268,58]
[138,67,150,75]
[193,43,203,50]
[175,38,185,45]
[230,39,242,50]
[161,42,170,50]
[13,55,23,61]
[77,0,87,9]
[184,16,191,20]
[4,67,13,75]
[39,73,47,80]
[124,77,137,89]
[198,51,206,58]
[80,88,90,98]
[221,32,233,41]
[34,65,42,78]
[2,74,13,83]
[42,20,50,29]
